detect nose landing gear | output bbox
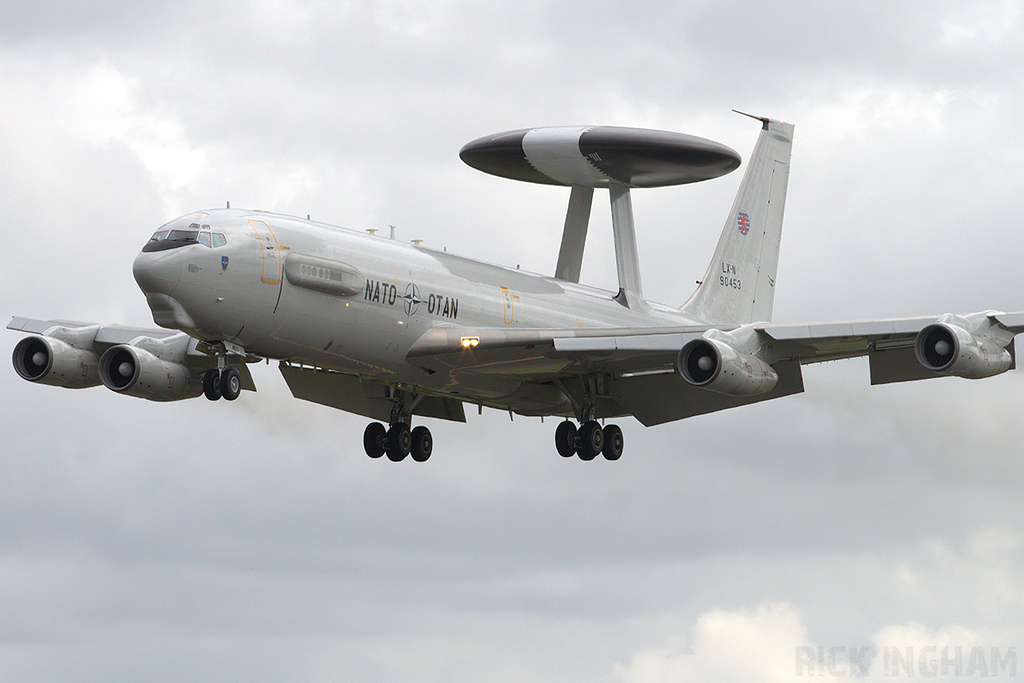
[200,342,246,402]
[202,367,241,401]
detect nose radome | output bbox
[133,249,181,296]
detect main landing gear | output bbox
[362,387,432,462]
[363,422,432,462]
[551,377,624,460]
[554,420,624,460]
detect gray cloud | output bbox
[2,1,1023,681]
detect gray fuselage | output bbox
[132,208,695,408]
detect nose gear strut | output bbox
[199,341,245,401]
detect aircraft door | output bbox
[248,219,281,284]
[501,286,518,325]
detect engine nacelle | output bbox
[98,344,200,401]
[677,336,778,396]
[12,335,100,388]
[914,322,1012,379]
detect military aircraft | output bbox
[11,113,1024,462]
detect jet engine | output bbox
[914,322,1012,379]
[98,344,200,401]
[12,335,100,388]
[677,335,778,396]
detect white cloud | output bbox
[56,60,208,196]
[613,603,811,683]
[614,588,1023,683]
[940,0,1021,47]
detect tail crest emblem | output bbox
[737,211,750,235]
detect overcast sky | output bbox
[2,2,1024,682]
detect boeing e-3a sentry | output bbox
[11,113,1024,461]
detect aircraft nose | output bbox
[132,249,181,295]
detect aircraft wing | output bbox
[7,317,257,392]
[9,316,182,346]
[407,311,1024,425]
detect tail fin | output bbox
[681,116,794,325]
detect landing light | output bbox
[461,337,480,348]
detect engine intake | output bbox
[677,336,778,396]
[98,345,200,401]
[914,322,1012,379]
[12,335,100,388]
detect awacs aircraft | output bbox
[11,113,1024,461]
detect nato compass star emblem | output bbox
[402,283,423,316]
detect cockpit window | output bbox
[143,224,228,252]
[167,229,200,243]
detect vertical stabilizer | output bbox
[681,116,794,325]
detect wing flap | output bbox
[607,359,805,426]
[868,338,1017,385]
[279,364,466,423]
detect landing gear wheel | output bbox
[410,426,433,462]
[386,423,411,461]
[202,369,222,401]
[554,421,578,458]
[363,422,387,458]
[602,424,624,460]
[220,367,241,401]
[577,420,604,461]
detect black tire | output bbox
[203,368,222,401]
[363,422,387,458]
[554,421,578,457]
[386,423,411,461]
[602,424,624,461]
[220,367,241,401]
[410,426,433,462]
[577,420,603,461]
